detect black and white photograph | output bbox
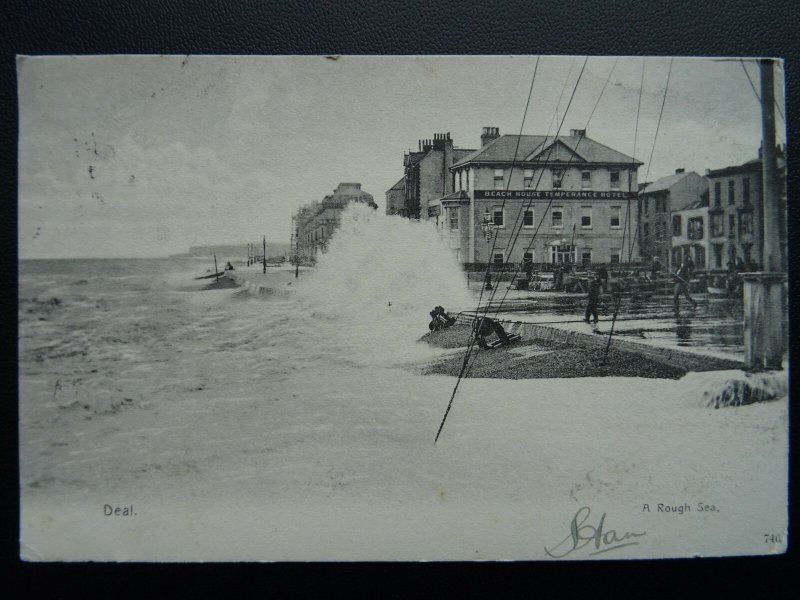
[17,54,788,561]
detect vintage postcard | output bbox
[18,55,788,561]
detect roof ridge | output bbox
[527,137,587,162]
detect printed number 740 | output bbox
[764,534,783,544]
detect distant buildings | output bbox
[658,145,786,273]
[401,132,475,220]
[385,177,405,216]
[173,243,289,260]
[378,125,785,277]
[670,193,711,271]
[704,146,787,271]
[293,183,377,261]
[637,169,709,269]
[398,127,642,266]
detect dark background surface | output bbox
[2,0,797,595]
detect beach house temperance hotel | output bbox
[412,127,642,267]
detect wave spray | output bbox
[295,203,471,365]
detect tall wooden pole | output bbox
[213,254,219,283]
[263,236,267,273]
[741,58,784,371]
[760,59,781,272]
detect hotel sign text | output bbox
[474,190,637,200]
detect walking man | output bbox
[673,255,698,313]
[584,274,602,324]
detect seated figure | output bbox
[472,315,509,348]
[428,306,457,331]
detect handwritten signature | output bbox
[545,506,647,558]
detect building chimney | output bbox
[569,129,587,138]
[481,126,500,147]
[443,132,454,195]
[675,168,685,174]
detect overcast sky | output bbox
[18,55,786,258]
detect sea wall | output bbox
[452,313,743,372]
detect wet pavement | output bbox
[463,290,751,360]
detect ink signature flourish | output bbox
[545,506,647,558]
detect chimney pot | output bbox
[481,126,500,147]
[675,168,685,174]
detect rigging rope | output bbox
[435,56,541,444]
[604,57,673,364]
[492,57,620,313]
[481,57,589,315]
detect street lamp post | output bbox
[481,210,494,290]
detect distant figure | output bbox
[523,257,534,283]
[673,256,698,313]
[650,256,660,282]
[553,266,564,291]
[428,306,456,331]
[473,316,509,349]
[583,275,602,324]
[224,261,235,271]
[596,264,609,292]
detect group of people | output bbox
[431,254,705,345]
[583,255,701,321]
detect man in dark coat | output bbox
[673,256,698,313]
[584,275,602,323]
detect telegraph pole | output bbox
[263,235,267,273]
[760,58,781,273]
[295,226,300,278]
[741,58,784,371]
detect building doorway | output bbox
[550,244,576,265]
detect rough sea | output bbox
[18,206,788,561]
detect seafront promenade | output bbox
[226,264,746,373]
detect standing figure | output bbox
[596,264,609,292]
[673,255,698,313]
[649,256,660,282]
[584,275,602,323]
[553,265,563,291]
[523,257,534,283]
